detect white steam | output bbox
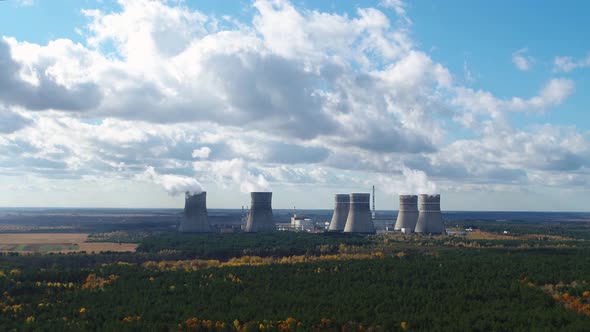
[138,166,204,196]
[194,158,270,193]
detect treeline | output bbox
[0,232,370,273]
[452,220,590,240]
[1,248,590,331]
[137,232,370,260]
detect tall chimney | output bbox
[328,194,350,232]
[414,194,445,234]
[179,191,211,233]
[245,192,274,232]
[343,193,375,234]
[394,195,419,233]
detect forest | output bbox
[1,227,590,331]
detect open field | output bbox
[0,233,88,244]
[77,242,138,253]
[0,233,137,253]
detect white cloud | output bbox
[554,54,590,72]
[0,37,102,111]
[453,78,574,115]
[423,124,590,185]
[194,158,270,193]
[512,48,533,71]
[375,166,437,195]
[379,0,412,26]
[0,0,588,208]
[191,147,211,159]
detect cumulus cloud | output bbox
[0,0,443,154]
[191,147,211,159]
[554,54,590,72]
[512,48,533,71]
[453,78,574,115]
[137,166,204,196]
[83,0,210,62]
[0,0,588,207]
[0,38,103,111]
[421,124,590,186]
[193,158,270,193]
[374,166,437,196]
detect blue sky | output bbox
[0,0,589,210]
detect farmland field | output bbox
[0,233,137,253]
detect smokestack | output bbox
[394,195,419,233]
[328,194,350,232]
[343,193,375,234]
[414,194,445,234]
[245,192,274,232]
[179,191,211,233]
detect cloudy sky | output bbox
[0,0,589,211]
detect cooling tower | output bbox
[394,195,419,232]
[343,193,375,234]
[328,194,350,232]
[179,191,211,233]
[414,194,446,234]
[245,192,275,232]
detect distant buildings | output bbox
[176,189,447,236]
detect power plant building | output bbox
[245,192,275,232]
[291,214,314,232]
[343,193,375,234]
[394,195,419,233]
[328,194,350,232]
[414,194,445,234]
[179,191,211,233]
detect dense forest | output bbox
[137,232,370,259]
[1,229,590,331]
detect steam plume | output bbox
[138,166,204,196]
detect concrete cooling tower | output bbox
[245,192,275,232]
[328,194,350,232]
[179,191,211,233]
[394,195,419,233]
[343,193,375,234]
[414,194,446,234]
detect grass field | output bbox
[0,233,137,253]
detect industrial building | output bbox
[177,187,445,236]
[244,192,275,232]
[290,214,314,232]
[394,195,419,233]
[414,194,446,234]
[178,191,211,233]
[328,194,350,232]
[343,193,375,234]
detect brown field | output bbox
[77,242,138,253]
[0,233,137,254]
[0,233,88,244]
